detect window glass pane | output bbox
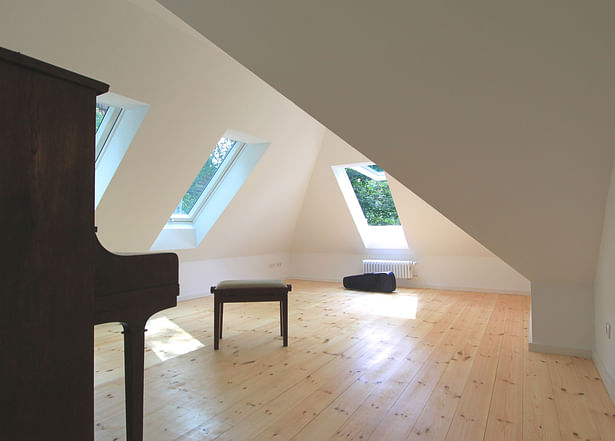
[345,167,401,226]
[96,103,109,132]
[173,137,238,216]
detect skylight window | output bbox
[333,163,408,249]
[345,166,401,226]
[152,133,271,250]
[95,102,122,162]
[95,103,108,131]
[170,137,245,222]
[94,94,149,209]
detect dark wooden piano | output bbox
[0,47,179,441]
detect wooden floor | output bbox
[94,280,615,441]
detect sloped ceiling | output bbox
[0,0,324,257]
[2,0,612,350]
[157,0,615,285]
[292,129,495,258]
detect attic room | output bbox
[1,0,615,440]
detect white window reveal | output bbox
[152,134,270,250]
[169,137,244,222]
[333,163,408,249]
[95,93,149,208]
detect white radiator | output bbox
[362,259,415,280]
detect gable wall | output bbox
[156,0,615,352]
[291,131,529,293]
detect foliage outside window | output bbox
[96,103,109,132]
[345,167,400,226]
[172,137,239,218]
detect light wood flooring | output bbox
[94,280,615,441]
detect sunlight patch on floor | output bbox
[358,293,418,319]
[146,316,204,361]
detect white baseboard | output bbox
[593,351,615,405]
[289,276,342,284]
[178,291,210,302]
[179,273,293,302]
[528,342,592,359]
[288,276,530,296]
[400,281,530,296]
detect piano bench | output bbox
[210,280,292,350]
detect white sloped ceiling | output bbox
[0,0,324,258]
[157,0,615,351]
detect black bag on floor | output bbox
[343,272,396,293]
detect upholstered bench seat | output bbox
[210,280,292,350]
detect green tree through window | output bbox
[95,103,109,132]
[345,167,400,226]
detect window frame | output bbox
[349,164,386,182]
[168,139,247,223]
[152,136,271,251]
[332,162,408,249]
[344,165,401,227]
[95,103,122,163]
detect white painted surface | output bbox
[292,131,368,255]
[0,0,323,257]
[184,250,527,304]
[160,0,615,352]
[405,256,529,294]
[290,253,364,284]
[151,224,196,251]
[593,157,615,402]
[95,93,149,209]
[292,131,499,258]
[178,253,290,300]
[4,0,610,354]
[290,130,528,294]
[0,0,526,298]
[290,252,529,295]
[531,281,594,352]
[593,350,615,405]
[528,343,592,360]
[152,142,271,250]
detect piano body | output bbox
[0,47,179,441]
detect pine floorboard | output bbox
[93,280,615,441]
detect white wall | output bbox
[528,282,594,356]
[291,253,528,294]
[4,1,609,355]
[291,130,529,294]
[0,0,329,304]
[179,253,290,300]
[0,0,323,259]
[161,1,615,352]
[405,256,529,294]
[593,159,615,401]
[0,0,528,306]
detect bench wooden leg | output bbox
[219,302,224,339]
[282,295,288,347]
[214,297,220,350]
[211,284,291,350]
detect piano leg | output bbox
[122,320,146,441]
